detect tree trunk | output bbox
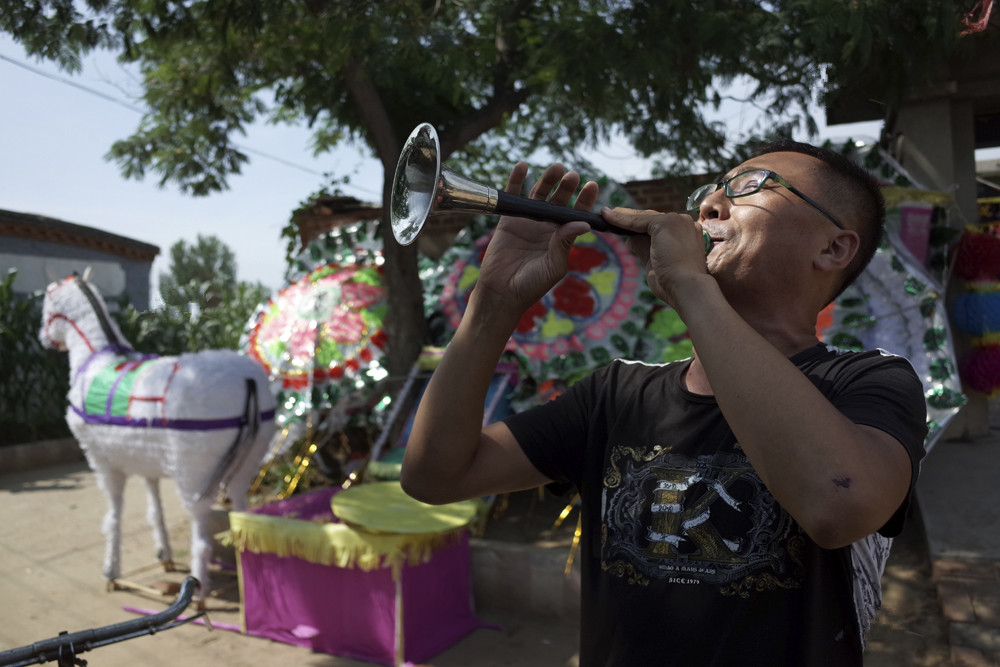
[380,173,427,383]
[340,58,427,382]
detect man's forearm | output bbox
[400,296,520,503]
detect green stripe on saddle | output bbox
[84,356,152,418]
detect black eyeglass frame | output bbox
[686,169,845,230]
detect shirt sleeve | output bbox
[503,364,610,494]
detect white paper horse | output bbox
[39,271,277,598]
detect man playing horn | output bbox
[401,141,927,666]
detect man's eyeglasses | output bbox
[685,169,845,230]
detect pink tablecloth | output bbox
[235,487,485,665]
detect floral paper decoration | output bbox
[437,229,648,383]
[817,234,964,449]
[244,262,388,418]
[951,231,1000,397]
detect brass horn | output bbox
[389,123,639,246]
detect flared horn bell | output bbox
[390,123,500,246]
[389,123,639,246]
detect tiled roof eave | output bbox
[0,210,159,262]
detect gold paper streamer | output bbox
[227,511,464,578]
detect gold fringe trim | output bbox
[964,280,1000,292]
[882,187,954,210]
[225,512,463,577]
[972,332,1000,346]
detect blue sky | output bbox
[0,34,384,296]
[2,33,944,299]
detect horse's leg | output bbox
[142,477,175,572]
[96,466,126,587]
[226,417,276,513]
[225,450,259,513]
[186,503,214,603]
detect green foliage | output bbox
[113,298,190,356]
[0,0,978,192]
[0,270,70,446]
[151,232,271,351]
[114,279,270,354]
[158,233,238,310]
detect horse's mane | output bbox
[72,275,132,351]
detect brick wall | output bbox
[295,196,381,248]
[623,173,711,214]
[295,196,472,251]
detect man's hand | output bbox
[472,163,599,321]
[604,207,709,309]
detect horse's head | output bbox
[39,271,131,357]
[39,275,77,351]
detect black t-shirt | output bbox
[505,344,928,666]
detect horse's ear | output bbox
[82,266,93,282]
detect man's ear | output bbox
[815,230,860,272]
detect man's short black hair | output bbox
[750,139,885,301]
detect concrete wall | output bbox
[0,209,158,310]
[896,98,991,438]
[0,236,152,309]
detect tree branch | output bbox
[341,55,398,165]
[437,88,529,158]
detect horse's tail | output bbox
[197,378,263,504]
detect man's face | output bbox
[693,151,842,304]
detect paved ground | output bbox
[0,460,579,667]
[2,419,999,666]
[918,429,1000,667]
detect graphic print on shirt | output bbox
[601,444,806,596]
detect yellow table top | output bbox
[332,481,478,535]
[228,482,480,575]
